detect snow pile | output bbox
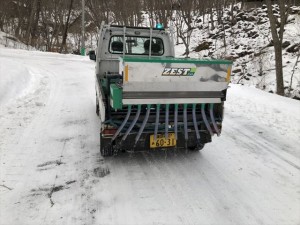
[175,5,300,98]
[0,56,34,105]
[227,84,300,143]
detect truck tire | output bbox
[100,132,113,157]
[96,97,99,116]
[100,146,113,157]
[188,143,205,151]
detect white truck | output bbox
[89,23,233,156]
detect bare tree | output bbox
[25,0,38,45]
[173,0,196,57]
[30,0,42,47]
[265,0,292,96]
[86,0,112,28]
[60,0,74,53]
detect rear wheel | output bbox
[188,143,205,151]
[96,96,99,116]
[100,145,113,157]
[100,131,113,157]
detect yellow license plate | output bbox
[150,133,176,148]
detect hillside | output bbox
[175,4,300,98]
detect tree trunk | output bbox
[274,43,284,95]
[59,0,74,53]
[26,0,38,45]
[230,0,236,26]
[31,0,42,47]
[240,0,244,10]
[288,52,300,94]
[265,0,287,96]
[209,7,214,30]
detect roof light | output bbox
[155,23,164,29]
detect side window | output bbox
[144,39,163,55]
[110,37,124,53]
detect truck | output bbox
[89,22,233,157]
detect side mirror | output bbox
[89,50,96,61]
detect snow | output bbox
[227,84,300,142]
[0,58,33,105]
[0,48,300,225]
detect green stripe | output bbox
[119,56,233,65]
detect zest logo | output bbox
[162,67,196,76]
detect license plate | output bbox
[150,133,176,148]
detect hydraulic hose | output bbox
[201,104,213,136]
[154,104,161,140]
[209,103,220,136]
[174,104,178,140]
[111,105,131,142]
[165,104,169,139]
[183,104,188,141]
[192,104,200,140]
[135,104,151,144]
[122,104,141,141]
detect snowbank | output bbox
[227,84,300,142]
[0,57,34,105]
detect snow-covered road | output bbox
[0,48,299,225]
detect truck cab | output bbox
[94,24,174,79]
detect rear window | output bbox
[109,36,164,56]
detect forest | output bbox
[1,0,299,96]
[0,0,275,52]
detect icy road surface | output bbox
[0,48,299,225]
